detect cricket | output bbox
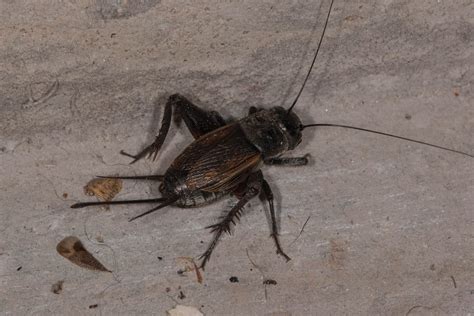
[71,0,473,269]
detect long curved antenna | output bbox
[287,0,335,113]
[302,123,474,158]
[96,175,164,181]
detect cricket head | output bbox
[272,106,303,150]
[241,106,303,158]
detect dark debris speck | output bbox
[51,280,64,294]
[263,279,277,285]
[229,276,239,283]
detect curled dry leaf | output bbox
[167,305,203,316]
[56,236,111,272]
[84,177,122,209]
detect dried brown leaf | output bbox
[83,178,122,209]
[56,236,111,272]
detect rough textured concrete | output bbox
[1,0,473,315]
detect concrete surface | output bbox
[1,0,473,315]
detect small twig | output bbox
[246,249,270,300]
[69,89,84,123]
[406,306,422,316]
[405,305,434,316]
[166,293,179,305]
[39,174,76,203]
[176,257,203,284]
[450,275,457,289]
[83,215,121,284]
[246,248,263,275]
[289,216,311,246]
[92,152,133,167]
[28,79,59,106]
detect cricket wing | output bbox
[171,123,262,192]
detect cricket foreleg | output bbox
[264,154,310,166]
[248,106,263,115]
[261,178,291,261]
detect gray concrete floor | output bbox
[1,0,473,315]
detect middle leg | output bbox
[260,178,291,261]
[264,154,310,166]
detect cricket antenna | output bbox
[301,123,474,158]
[287,0,335,113]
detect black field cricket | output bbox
[71,0,473,269]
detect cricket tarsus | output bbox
[128,197,179,222]
[303,123,474,158]
[121,97,173,164]
[71,197,168,209]
[119,150,139,160]
[261,178,291,261]
[287,0,335,113]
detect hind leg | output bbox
[199,172,261,269]
[172,94,226,139]
[199,171,291,268]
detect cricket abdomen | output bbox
[176,190,227,208]
[161,167,228,208]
